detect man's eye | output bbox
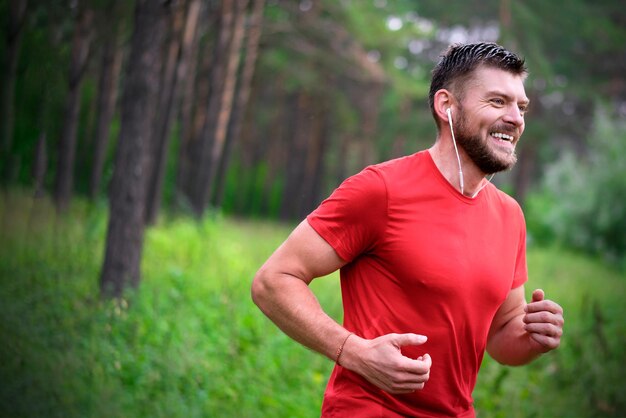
[492,98,505,105]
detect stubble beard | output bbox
[454,106,518,175]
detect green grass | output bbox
[474,248,626,417]
[1,190,625,417]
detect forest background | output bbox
[1,0,625,417]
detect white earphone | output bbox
[446,106,494,197]
[447,106,464,194]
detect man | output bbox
[251,42,564,417]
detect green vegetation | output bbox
[526,108,626,269]
[1,192,625,417]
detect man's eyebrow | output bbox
[485,90,530,105]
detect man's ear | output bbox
[433,89,454,123]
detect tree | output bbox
[213,0,265,208]
[100,0,171,298]
[89,0,125,200]
[0,0,28,183]
[144,0,188,225]
[174,0,205,211]
[190,0,248,217]
[53,4,94,211]
[227,0,388,219]
[3,0,624,228]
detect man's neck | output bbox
[428,138,488,197]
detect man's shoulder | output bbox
[367,151,428,178]
[488,186,524,217]
[330,152,427,207]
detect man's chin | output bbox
[479,155,517,174]
[491,148,518,172]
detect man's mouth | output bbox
[490,132,515,142]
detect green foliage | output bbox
[337,0,433,98]
[5,0,625,224]
[1,191,625,417]
[0,191,335,417]
[474,247,626,417]
[10,8,70,187]
[512,0,626,99]
[222,160,284,218]
[526,107,626,267]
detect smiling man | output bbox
[252,43,564,417]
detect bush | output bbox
[526,106,626,267]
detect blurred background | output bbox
[1,0,625,417]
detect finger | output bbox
[384,365,431,393]
[525,300,564,315]
[531,289,544,303]
[529,332,561,350]
[420,353,432,369]
[524,322,563,338]
[523,311,564,326]
[394,368,431,384]
[388,380,428,393]
[524,290,546,313]
[399,353,432,375]
[390,333,428,348]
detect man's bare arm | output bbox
[487,286,564,366]
[251,220,432,394]
[251,220,349,360]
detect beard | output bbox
[453,106,518,174]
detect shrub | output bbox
[526,106,626,267]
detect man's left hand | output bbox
[523,289,564,352]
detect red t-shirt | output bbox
[307,150,527,417]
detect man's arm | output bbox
[251,220,431,394]
[487,286,564,366]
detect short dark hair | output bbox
[428,42,527,121]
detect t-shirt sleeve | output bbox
[306,167,387,262]
[511,205,528,289]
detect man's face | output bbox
[452,66,529,174]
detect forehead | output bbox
[465,66,528,102]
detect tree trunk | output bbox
[100,0,169,298]
[145,0,187,225]
[234,104,262,214]
[213,0,265,208]
[0,0,28,182]
[280,92,310,220]
[301,100,330,217]
[32,131,47,198]
[175,0,208,209]
[205,0,248,196]
[193,0,248,216]
[54,6,94,212]
[189,0,236,215]
[234,76,278,216]
[89,8,123,199]
[259,81,285,216]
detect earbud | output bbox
[447,106,464,195]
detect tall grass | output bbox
[474,248,626,417]
[1,191,624,417]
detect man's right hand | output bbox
[339,333,431,394]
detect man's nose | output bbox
[503,104,524,127]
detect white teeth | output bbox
[491,132,514,141]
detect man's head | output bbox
[429,43,529,174]
[428,42,527,128]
